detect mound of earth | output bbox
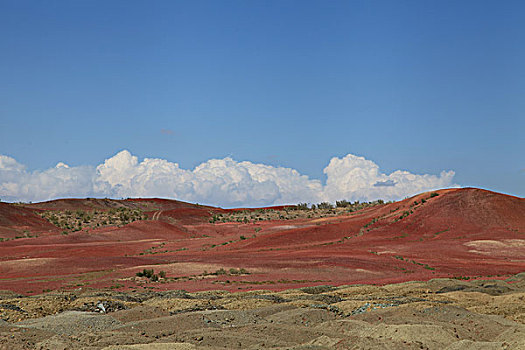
[24,198,212,212]
[0,202,57,238]
[0,188,523,295]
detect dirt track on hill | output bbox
[1,273,525,349]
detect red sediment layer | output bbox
[0,188,523,294]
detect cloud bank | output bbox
[0,150,456,207]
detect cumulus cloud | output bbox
[0,150,457,206]
[0,155,99,203]
[321,154,456,202]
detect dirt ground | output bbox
[0,188,523,348]
[1,273,525,349]
[1,188,523,295]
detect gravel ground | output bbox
[0,273,524,349]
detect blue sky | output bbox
[1,0,523,203]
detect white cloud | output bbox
[322,154,456,202]
[0,150,457,206]
[0,155,99,203]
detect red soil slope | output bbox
[26,197,214,213]
[0,202,57,238]
[0,188,523,295]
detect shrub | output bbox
[430,192,439,198]
[336,200,350,208]
[296,203,309,210]
[317,202,334,210]
[136,269,155,278]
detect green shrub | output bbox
[336,200,350,208]
[317,202,334,210]
[136,269,155,278]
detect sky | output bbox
[0,1,523,206]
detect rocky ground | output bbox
[1,273,524,349]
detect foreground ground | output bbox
[1,273,525,349]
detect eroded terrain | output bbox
[1,273,525,349]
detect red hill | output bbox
[0,202,57,238]
[25,197,214,212]
[0,188,523,294]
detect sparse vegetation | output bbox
[210,267,249,276]
[398,210,413,221]
[138,242,185,256]
[0,231,38,241]
[364,217,379,228]
[296,203,309,210]
[136,269,155,278]
[136,268,167,282]
[335,200,351,208]
[40,207,147,232]
[393,255,435,271]
[452,276,471,280]
[433,228,450,236]
[317,202,334,210]
[208,199,387,224]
